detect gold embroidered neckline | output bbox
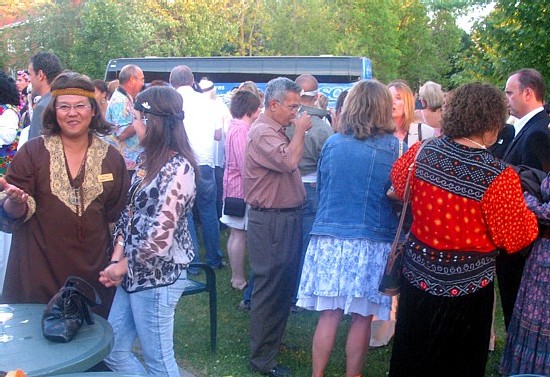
[45,135,108,214]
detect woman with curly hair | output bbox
[388,83,539,377]
[0,72,129,317]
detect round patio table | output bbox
[52,372,145,377]
[0,304,113,376]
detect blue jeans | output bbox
[195,165,223,267]
[215,166,226,230]
[104,280,185,376]
[187,212,201,268]
[243,273,254,304]
[293,182,318,302]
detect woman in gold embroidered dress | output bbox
[0,72,129,317]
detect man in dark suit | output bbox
[498,68,550,329]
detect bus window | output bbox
[104,56,372,108]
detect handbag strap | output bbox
[64,276,102,306]
[391,138,434,246]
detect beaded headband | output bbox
[134,101,185,124]
[51,88,96,98]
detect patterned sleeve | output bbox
[524,173,550,224]
[481,167,538,253]
[137,159,196,260]
[105,95,133,133]
[390,141,420,200]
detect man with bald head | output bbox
[286,74,334,309]
[498,68,550,329]
[105,64,145,173]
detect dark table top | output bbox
[51,372,145,377]
[0,304,113,376]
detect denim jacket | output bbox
[311,132,406,242]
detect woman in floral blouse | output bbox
[100,86,198,376]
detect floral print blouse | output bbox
[114,154,196,293]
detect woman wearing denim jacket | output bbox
[99,86,198,376]
[296,80,403,377]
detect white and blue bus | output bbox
[104,56,372,108]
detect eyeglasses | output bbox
[275,100,300,112]
[55,104,92,113]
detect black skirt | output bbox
[389,278,494,377]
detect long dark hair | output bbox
[43,71,113,136]
[134,86,198,184]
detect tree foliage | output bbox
[463,0,550,90]
[1,0,474,88]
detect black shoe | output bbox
[290,304,304,314]
[250,364,292,377]
[237,299,250,312]
[208,260,227,270]
[262,365,292,377]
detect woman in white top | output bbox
[0,70,21,294]
[390,80,435,147]
[368,80,435,349]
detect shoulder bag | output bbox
[380,138,432,296]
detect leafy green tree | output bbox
[394,0,438,88]
[72,0,154,79]
[261,0,339,56]
[334,0,401,83]
[144,0,239,57]
[428,8,464,88]
[464,0,550,89]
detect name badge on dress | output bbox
[98,173,114,183]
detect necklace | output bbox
[461,137,486,149]
[61,136,91,242]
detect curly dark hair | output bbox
[0,71,20,106]
[42,72,113,136]
[441,83,507,138]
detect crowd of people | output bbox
[0,51,549,377]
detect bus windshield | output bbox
[104,56,372,107]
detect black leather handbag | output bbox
[223,197,246,217]
[41,276,101,343]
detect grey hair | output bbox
[419,81,444,111]
[119,64,141,85]
[169,65,194,88]
[264,77,301,105]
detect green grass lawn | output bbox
[175,228,507,377]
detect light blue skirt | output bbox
[296,235,392,319]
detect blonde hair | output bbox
[389,80,415,132]
[419,81,444,111]
[339,80,395,139]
